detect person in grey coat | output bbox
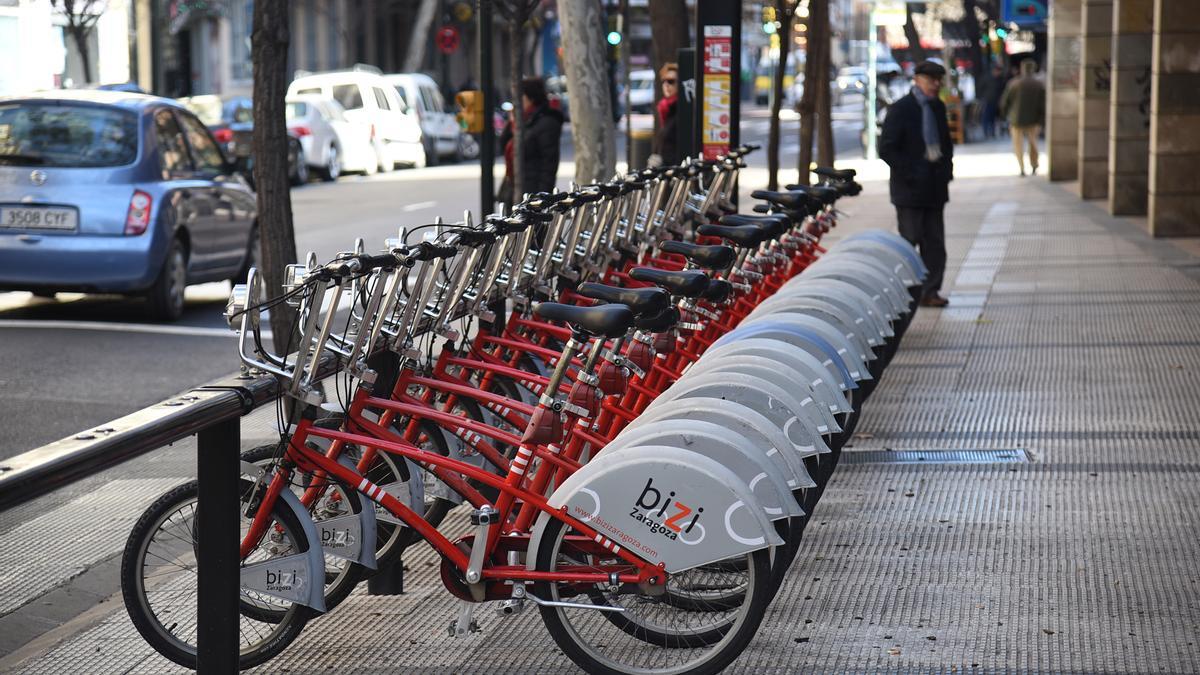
[1000,59,1046,176]
[878,60,955,307]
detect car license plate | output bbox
[0,206,78,231]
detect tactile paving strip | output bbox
[9,176,1200,673]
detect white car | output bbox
[629,69,655,114]
[384,73,464,165]
[288,67,424,171]
[285,95,377,180]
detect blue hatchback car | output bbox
[0,91,258,320]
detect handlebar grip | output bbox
[358,252,401,270]
[456,229,497,246]
[410,241,459,261]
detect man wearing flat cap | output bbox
[879,60,954,307]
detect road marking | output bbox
[401,200,438,212]
[0,319,237,337]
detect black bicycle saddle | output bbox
[658,241,737,270]
[628,267,710,298]
[533,302,634,338]
[576,283,670,315]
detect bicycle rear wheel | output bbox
[532,517,772,675]
[121,480,315,670]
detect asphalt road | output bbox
[0,101,865,459]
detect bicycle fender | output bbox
[685,360,836,451]
[798,265,903,318]
[846,230,928,279]
[805,260,909,317]
[750,295,885,349]
[833,238,922,287]
[781,277,897,332]
[621,397,814,489]
[604,420,803,519]
[652,371,827,458]
[711,323,858,390]
[742,313,875,376]
[531,446,783,575]
[696,339,851,417]
[324,456,378,570]
[239,485,328,612]
[698,339,851,415]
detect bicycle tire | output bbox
[533,517,772,675]
[121,480,315,670]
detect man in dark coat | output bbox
[498,78,565,205]
[879,60,954,307]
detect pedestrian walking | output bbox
[498,77,565,208]
[1000,60,1045,176]
[878,60,954,308]
[648,63,680,167]
[979,63,1006,139]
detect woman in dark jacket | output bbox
[650,63,680,167]
[498,77,565,205]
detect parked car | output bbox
[288,67,423,170]
[629,69,655,114]
[835,66,867,103]
[178,94,307,185]
[285,95,376,180]
[0,91,258,320]
[385,72,466,165]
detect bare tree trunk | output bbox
[559,0,616,184]
[767,3,795,190]
[647,0,687,118]
[796,13,818,186]
[251,0,298,353]
[813,0,834,166]
[70,28,94,84]
[961,0,985,81]
[904,3,923,61]
[402,0,439,72]
[509,18,525,201]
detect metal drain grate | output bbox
[840,448,1031,465]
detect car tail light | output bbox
[291,125,312,137]
[213,128,234,144]
[125,190,152,235]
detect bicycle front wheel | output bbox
[120,480,316,670]
[532,517,772,675]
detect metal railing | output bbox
[0,352,343,673]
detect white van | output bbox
[384,73,463,165]
[287,67,424,171]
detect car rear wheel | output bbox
[232,223,260,285]
[422,137,438,167]
[322,144,341,181]
[290,146,309,185]
[375,144,394,173]
[457,133,480,161]
[147,238,187,321]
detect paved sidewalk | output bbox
[3,157,1200,673]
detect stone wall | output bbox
[1107,0,1154,215]
[1147,0,1200,235]
[1048,0,1083,181]
[1078,0,1113,198]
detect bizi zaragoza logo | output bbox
[629,477,705,544]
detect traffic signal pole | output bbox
[479,0,495,217]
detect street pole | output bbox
[621,0,631,171]
[479,0,495,217]
[866,6,878,160]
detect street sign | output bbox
[872,0,907,27]
[1002,0,1047,26]
[436,26,460,55]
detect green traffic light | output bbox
[607,31,621,45]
